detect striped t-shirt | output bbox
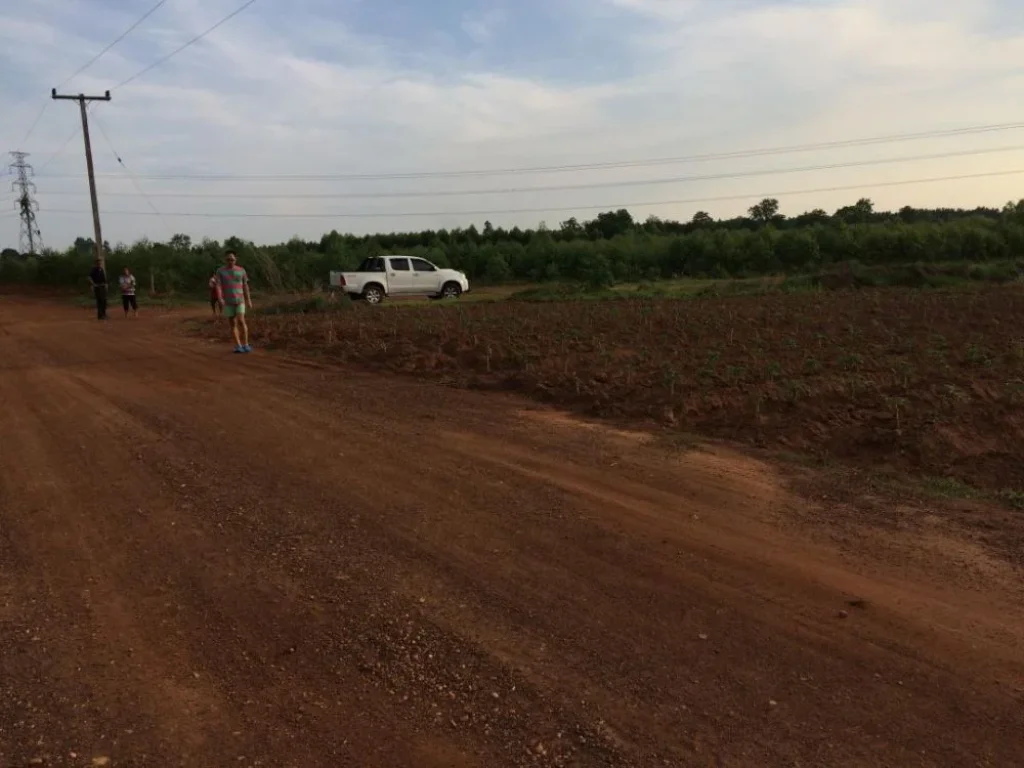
[216,266,248,306]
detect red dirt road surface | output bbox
[1,296,1022,768]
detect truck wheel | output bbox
[441,282,462,299]
[362,284,385,304]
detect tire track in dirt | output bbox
[41,329,637,767]
[437,429,1024,665]
[56,326,1023,766]
[0,316,495,767]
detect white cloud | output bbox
[1,0,1023,249]
[461,8,507,45]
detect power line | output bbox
[62,0,171,89]
[90,111,174,235]
[115,0,259,89]
[33,167,1024,219]
[33,144,1024,200]
[18,105,52,150]
[37,104,97,177]
[31,120,1024,182]
[36,121,84,175]
[17,0,170,148]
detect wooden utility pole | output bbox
[51,89,111,267]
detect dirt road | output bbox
[0,297,1021,768]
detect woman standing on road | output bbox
[119,266,139,318]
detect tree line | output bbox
[2,197,1022,292]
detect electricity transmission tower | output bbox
[9,151,42,254]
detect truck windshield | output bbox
[357,258,385,272]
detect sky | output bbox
[1,0,1023,249]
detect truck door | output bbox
[409,258,442,294]
[386,257,415,295]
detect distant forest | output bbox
[2,197,1023,292]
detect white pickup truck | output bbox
[328,256,470,304]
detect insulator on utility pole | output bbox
[51,89,112,267]
[8,151,42,255]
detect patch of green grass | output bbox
[506,283,610,302]
[648,430,704,454]
[860,470,913,496]
[915,476,1023,510]
[506,278,725,303]
[70,292,205,309]
[694,278,782,299]
[819,259,1024,290]
[792,464,1020,511]
[771,450,835,470]
[618,277,725,297]
[256,293,353,315]
[501,260,1022,305]
[997,489,1024,510]
[921,476,983,500]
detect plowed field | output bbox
[224,286,1024,491]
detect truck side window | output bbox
[410,259,436,272]
[390,258,410,271]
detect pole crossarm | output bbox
[51,90,112,102]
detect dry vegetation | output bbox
[199,286,1024,495]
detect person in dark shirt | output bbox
[88,259,108,320]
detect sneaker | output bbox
[233,346,244,354]
[242,344,252,353]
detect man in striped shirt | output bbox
[215,250,254,353]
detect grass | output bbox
[505,277,736,303]
[997,489,1024,510]
[888,474,1023,511]
[916,476,1024,511]
[256,293,352,315]
[921,476,984,500]
[70,292,207,309]
[648,430,705,454]
[503,260,1023,304]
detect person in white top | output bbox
[119,267,138,318]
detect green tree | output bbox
[748,198,780,226]
[484,254,512,283]
[6,199,1017,292]
[559,217,583,239]
[836,198,875,224]
[579,209,630,240]
[1003,199,1024,225]
[775,229,821,271]
[168,233,192,252]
